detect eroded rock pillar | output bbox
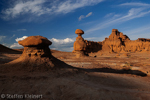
[73,29,87,58]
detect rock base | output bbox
[22,46,52,58]
[75,51,87,58]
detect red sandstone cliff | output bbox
[83,29,150,53]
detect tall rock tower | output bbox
[73,29,87,58]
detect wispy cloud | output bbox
[86,12,93,17]
[104,13,114,18]
[17,29,27,31]
[79,12,93,21]
[1,0,103,21]
[0,36,6,42]
[122,24,150,40]
[85,36,106,41]
[10,34,16,39]
[85,2,150,33]
[119,2,150,7]
[104,13,120,19]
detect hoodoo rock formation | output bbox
[73,29,87,58]
[0,36,71,72]
[74,29,150,54]
[102,29,130,53]
[18,36,52,58]
[102,29,150,53]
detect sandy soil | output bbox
[0,50,150,100]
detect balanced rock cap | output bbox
[18,36,52,47]
[75,29,84,35]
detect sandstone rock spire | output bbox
[73,29,87,58]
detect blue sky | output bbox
[0,0,150,51]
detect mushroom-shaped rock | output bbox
[73,29,87,58]
[0,35,74,72]
[18,36,52,47]
[75,29,84,36]
[19,36,52,58]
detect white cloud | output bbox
[104,13,121,19]
[10,36,28,48]
[17,29,27,31]
[10,43,23,48]
[54,1,102,14]
[10,37,74,51]
[85,2,150,33]
[86,12,92,17]
[1,0,103,21]
[50,38,75,52]
[119,2,150,7]
[79,15,85,21]
[79,12,93,21]
[15,36,28,42]
[50,38,74,44]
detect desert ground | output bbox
[0,46,150,100]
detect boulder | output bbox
[75,29,84,36]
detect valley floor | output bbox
[0,51,150,100]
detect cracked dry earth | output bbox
[0,50,150,100]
